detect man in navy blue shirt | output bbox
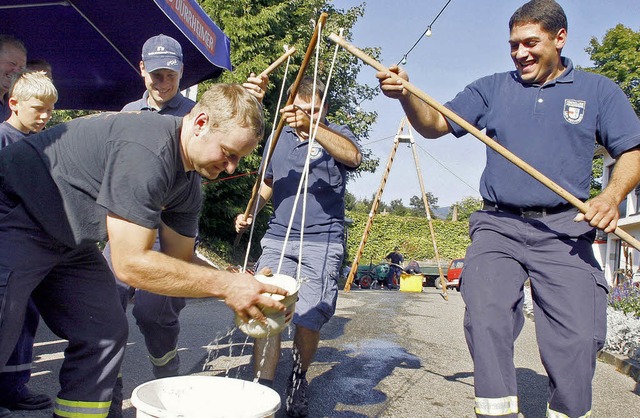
[378,1,640,417]
[235,77,361,417]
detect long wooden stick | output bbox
[259,46,297,77]
[344,119,406,291]
[241,13,328,222]
[234,14,328,249]
[407,123,448,300]
[329,33,640,252]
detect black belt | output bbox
[482,200,574,219]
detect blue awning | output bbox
[0,0,232,110]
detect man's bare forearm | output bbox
[115,249,234,298]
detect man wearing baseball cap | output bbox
[122,33,193,115]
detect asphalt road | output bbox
[14,287,640,417]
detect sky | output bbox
[330,0,640,208]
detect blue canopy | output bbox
[0,0,232,110]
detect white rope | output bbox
[276,20,324,276]
[276,26,343,281]
[242,51,293,273]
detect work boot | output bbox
[285,376,309,417]
[0,407,11,418]
[0,391,52,410]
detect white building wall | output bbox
[600,152,640,287]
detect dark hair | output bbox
[287,76,326,103]
[509,0,567,37]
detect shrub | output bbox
[609,282,640,317]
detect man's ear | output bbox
[139,61,146,76]
[193,112,209,135]
[554,28,567,50]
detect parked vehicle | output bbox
[446,258,464,291]
[422,264,449,288]
[354,259,394,289]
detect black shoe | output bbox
[0,392,52,411]
[285,376,309,417]
[0,407,11,418]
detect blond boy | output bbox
[0,70,57,415]
[2,71,57,142]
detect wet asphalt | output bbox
[13,286,640,417]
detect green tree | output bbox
[590,153,603,199]
[583,25,640,199]
[585,24,640,115]
[345,190,357,211]
[389,199,408,216]
[409,193,438,216]
[197,0,380,261]
[449,196,483,221]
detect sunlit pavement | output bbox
[14,287,640,417]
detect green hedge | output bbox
[345,211,470,265]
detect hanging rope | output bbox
[240,13,329,225]
[241,48,295,273]
[238,14,329,270]
[276,27,343,279]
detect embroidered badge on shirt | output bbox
[309,144,324,160]
[563,99,586,124]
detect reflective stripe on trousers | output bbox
[547,404,592,418]
[475,396,518,416]
[149,347,178,367]
[0,362,31,372]
[54,398,110,418]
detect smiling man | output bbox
[377,0,640,417]
[122,34,194,115]
[0,83,288,418]
[107,35,269,409]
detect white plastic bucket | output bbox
[131,376,280,418]
[235,273,300,339]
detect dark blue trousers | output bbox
[462,209,606,418]
[0,299,39,403]
[103,240,186,368]
[0,190,128,413]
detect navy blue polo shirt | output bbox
[263,123,360,242]
[0,97,10,122]
[445,58,640,208]
[122,90,195,116]
[0,121,27,148]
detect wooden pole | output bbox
[407,123,448,300]
[234,14,328,247]
[329,32,640,253]
[259,46,297,77]
[344,119,406,291]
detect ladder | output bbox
[344,118,448,300]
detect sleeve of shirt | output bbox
[330,122,361,171]
[597,77,640,159]
[444,76,493,138]
[262,133,275,181]
[160,176,202,238]
[97,142,171,230]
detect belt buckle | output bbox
[520,208,546,218]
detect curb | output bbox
[597,350,640,382]
[525,309,640,383]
